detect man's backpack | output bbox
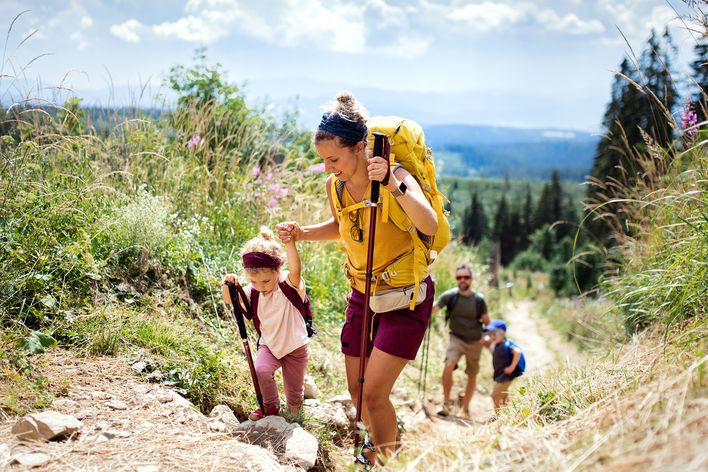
[239,281,317,340]
[504,339,525,376]
[444,288,486,325]
[331,116,451,309]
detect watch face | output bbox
[399,182,408,194]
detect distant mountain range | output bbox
[425,124,599,181]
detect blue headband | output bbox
[318,112,368,143]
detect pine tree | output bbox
[691,36,708,120]
[461,191,487,245]
[519,185,534,250]
[587,29,678,240]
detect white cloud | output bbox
[447,3,526,32]
[150,0,423,56]
[111,19,143,44]
[537,10,605,35]
[447,2,604,35]
[80,16,93,29]
[70,31,88,51]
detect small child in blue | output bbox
[481,319,525,410]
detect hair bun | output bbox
[259,226,274,240]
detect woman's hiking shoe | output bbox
[354,452,372,469]
[248,407,278,421]
[437,401,454,417]
[362,433,375,452]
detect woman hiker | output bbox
[276,91,438,466]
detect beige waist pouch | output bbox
[369,283,427,313]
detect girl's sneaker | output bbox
[249,406,278,421]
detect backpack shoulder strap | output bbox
[444,288,460,322]
[250,289,262,336]
[279,281,317,337]
[278,281,309,319]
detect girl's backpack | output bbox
[236,281,317,339]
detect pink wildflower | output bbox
[187,134,201,149]
[268,197,278,208]
[253,166,261,177]
[265,172,273,181]
[308,163,326,173]
[278,187,289,198]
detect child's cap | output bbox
[484,319,507,332]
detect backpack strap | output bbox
[250,289,262,336]
[444,288,460,322]
[278,281,317,337]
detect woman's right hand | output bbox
[276,221,302,243]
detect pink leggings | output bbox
[255,344,309,413]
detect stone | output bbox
[224,440,286,471]
[209,405,240,430]
[131,361,147,373]
[90,390,110,400]
[52,398,79,409]
[136,466,160,472]
[208,420,227,432]
[0,443,10,466]
[105,400,128,410]
[328,393,353,408]
[155,389,174,404]
[303,398,320,407]
[11,452,51,467]
[303,375,320,399]
[12,411,83,442]
[283,426,318,470]
[235,416,318,470]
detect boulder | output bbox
[303,375,320,399]
[105,400,128,410]
[0,443,10,466]
[235,416,318,470]
[209,404,240,430]
[11,451,51,467]
[12,411,83,442]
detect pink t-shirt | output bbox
[243,271,309,359]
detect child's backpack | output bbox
[331,116,451,309]
[504,339,526,377]
[239,281,317,339]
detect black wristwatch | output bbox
[391,181,407,198]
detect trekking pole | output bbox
[353,132,390,452]
[418,322,434,419]
[222,281,265,413]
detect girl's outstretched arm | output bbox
[284,239,301,289]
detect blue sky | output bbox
[0,0,700,131]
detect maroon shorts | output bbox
[340,276,434,361]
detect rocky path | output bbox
[0,351,319,471]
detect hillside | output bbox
[426,124,598,180]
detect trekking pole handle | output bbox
[223,282,248,339]
[373,132,392,203]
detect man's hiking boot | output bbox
[437,401,454,417]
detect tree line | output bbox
[457,26,707,296]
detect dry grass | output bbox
[386,321,707,471]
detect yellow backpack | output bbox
[331,116,451,309]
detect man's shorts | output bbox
[340,277,434,361]
[444,334,483,377]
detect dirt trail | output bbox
[398,300,581,449]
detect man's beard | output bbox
[458,282,470,291]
